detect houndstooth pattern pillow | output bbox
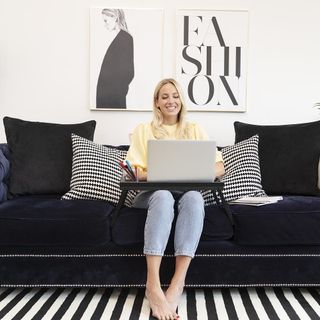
[62,134,137,206]
[201,135,266,206]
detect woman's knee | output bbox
[148,190,175,207]
[180,191,204,206]
[147,190,175,220]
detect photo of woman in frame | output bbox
[96,8,134,109]
[90,8,163,111]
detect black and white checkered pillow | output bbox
[62,134,137,206]
[201,135,266,205]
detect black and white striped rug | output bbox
[0,287,320,319]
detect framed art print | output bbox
[176,9,249,112]
[90,8,163,110]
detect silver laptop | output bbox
[147,140,216,182]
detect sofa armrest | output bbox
[0,144,10,202]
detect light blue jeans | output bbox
[132,190,205,258]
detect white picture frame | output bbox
[90,8,163,110]
[176,9,249,112]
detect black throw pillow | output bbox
[3,117,96,196]
[234,121,320,196]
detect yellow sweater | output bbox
[126,122,223,170]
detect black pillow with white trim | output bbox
[201,135,266,206]
[62,134,137,206]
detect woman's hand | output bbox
[215,161,225,178]
[136,167,147,181]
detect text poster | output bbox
[177,10,248,111]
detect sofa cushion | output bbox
[112,204,233,245]
[0,195,113,246]
[201,135,266,205]
[233,196,320,245]
[0,144,10,203]
[62,134,132,206]
[234,120,320,195]
[3,117,96,197]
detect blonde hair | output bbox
[151,78,191,139]
[101,8,128,32]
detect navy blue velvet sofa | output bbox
[1,119,320,288]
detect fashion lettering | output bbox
[181,15,242,106]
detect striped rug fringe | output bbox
[0,287,320,319]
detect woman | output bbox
[96,9,134,108]
[126,78,224,320]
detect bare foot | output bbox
[165,284,184,314]
[146,286,178,320]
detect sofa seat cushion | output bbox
[233,196,320,245]
[112,204,233,245]
[0,196,113,246]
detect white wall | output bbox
[0,0,319,146]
